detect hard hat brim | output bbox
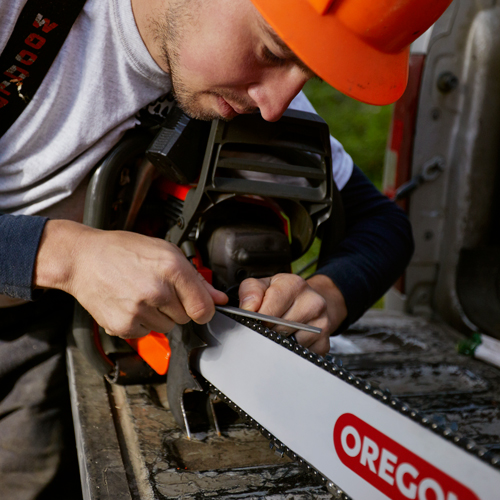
[251,0,409,106]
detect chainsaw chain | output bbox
[204,313,500,499]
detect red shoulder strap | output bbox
[0,0,87,138]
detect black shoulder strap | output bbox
[0,0,87,138]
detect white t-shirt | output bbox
[0,0,352,218]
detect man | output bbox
[0,0,450,497]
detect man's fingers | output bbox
[65,228,231,338]
[263,277,327,327]
[293,327,330,356]
[237,273,340,358]
[273,313,325,339]
[303,334,330,356]
[144,308,177,333]
[200,274,229,305]
[155,288,191,325]
[172,265,221,324]
[252,274,307,318]
[238,277,271,311]
[238,273,332,357]
[158,272,227,325]
[104,321,150,339]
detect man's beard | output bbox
[153,0,256,121]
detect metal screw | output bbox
[437,71,459,93]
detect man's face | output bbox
[148,0,313,122]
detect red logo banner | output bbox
[333,413,479,500]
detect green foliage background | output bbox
[303,80,393,190]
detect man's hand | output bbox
[34,220,228,338]
[238,273,347,356]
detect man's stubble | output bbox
[153,0,255,121]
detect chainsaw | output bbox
[72,108,500,500]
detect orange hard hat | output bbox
[250,0,453,105]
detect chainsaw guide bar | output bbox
[197,311,500,500]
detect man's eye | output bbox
[262,46,287,67]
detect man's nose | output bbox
[248,68,309,122]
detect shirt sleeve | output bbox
[315,165,414,333]
[0,213,48,300]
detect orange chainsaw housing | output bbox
[125,332,172,376]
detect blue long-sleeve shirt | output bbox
[0,165,414,330]
[316,165,414,330]
[0,214,47,299]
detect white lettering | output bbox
[360,436,379,473]
[396,462,419,499]
[339,423,460,500]
[378,448,398,485]
[341,426,361,458]
[419,478,445,500]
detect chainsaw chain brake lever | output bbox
[215,305,322,335]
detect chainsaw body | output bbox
[71,108,343,384]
